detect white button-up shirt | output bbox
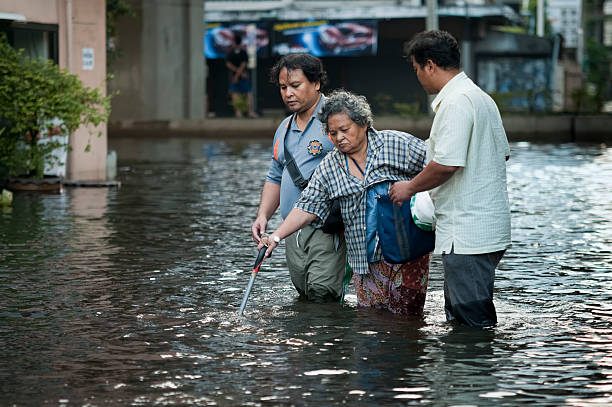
[427,72,511,255]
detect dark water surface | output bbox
[1,138,611,406]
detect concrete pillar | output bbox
[64,0,108,181]
[112,0,205,122]
[186,0,206,119]
[426,0,439,31]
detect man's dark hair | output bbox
[233,32,243,46]
[403,30,460,70]
[269,53,328,89]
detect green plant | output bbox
[393,102,422,118]
[373,93,394,115]
[373,93,425,117]
[0,34,110,178]
[231,94,248,115]
[107,0,135,71]
[583,38,611,112]
[0,188,13,206]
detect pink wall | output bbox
[0,1,59,24]
[64,0,108,181]
[2,0,108,180]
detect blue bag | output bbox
[375,194,435,263]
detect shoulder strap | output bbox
[283,115,309,190]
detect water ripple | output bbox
[1,140,611,405]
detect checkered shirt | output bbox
[294,128,426,275]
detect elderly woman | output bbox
[260,90,429,316]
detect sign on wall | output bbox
[478,57,552,112]
[82,47,94,70]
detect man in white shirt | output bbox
[389,30,511,327]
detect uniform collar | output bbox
[431,71,467,113]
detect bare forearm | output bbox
[408,161,459,193]
[256,182,280,220]
[272,208,317,240]
[235,62,246,76]
[389,160,459,205]
[226,61,237,72]
[251,182,280,243]
[259,208,317,257]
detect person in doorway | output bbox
[251,54,346,302]
[258,90,430,316]
[225,33,257,118]
[389,30,511,327]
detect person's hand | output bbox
[388,181,415,206]
[257,232,278,258]
[251,216,267,244]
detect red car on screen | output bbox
[317,22,375,54]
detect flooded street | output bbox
[1,138,611,406]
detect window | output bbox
[0,21,58,63]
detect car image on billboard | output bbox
[271,19,377,57]
[317,22,376,55]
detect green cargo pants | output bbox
[285,224,347,302]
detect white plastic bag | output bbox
[410,191,435,231]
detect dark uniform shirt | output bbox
[226,48,248,77]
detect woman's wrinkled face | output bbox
[326,112,367,154]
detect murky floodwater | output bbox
[1,138,611,406]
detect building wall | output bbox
[0,0,108,180]
[65,0,107,181]
[0,0,59,24]
[108,0,206,122]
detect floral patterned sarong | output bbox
[353,254,429,316]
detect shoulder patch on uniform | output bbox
[307,140,323,155]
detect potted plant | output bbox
[0,34,110,188]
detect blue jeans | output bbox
[229,78,251,94]
[442,249,506,327]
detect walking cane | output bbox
[238,246,267,316]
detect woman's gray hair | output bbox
[317,89,373,134]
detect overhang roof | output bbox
[0,12,26,22]
[205,2,521,23]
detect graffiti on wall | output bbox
[478,57,552,112]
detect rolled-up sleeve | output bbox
[265,121,291,185]
[265,157,283,184]
[432,94,473,167]
[294,170,332,225]
[400,135,426,175]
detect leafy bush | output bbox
[393,102,422,118]
[0,34,110,178]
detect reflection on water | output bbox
[1,139,611,406]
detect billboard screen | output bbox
[272,19,378,57]
[204,22,269,59]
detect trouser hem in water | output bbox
[442,249,505,327]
